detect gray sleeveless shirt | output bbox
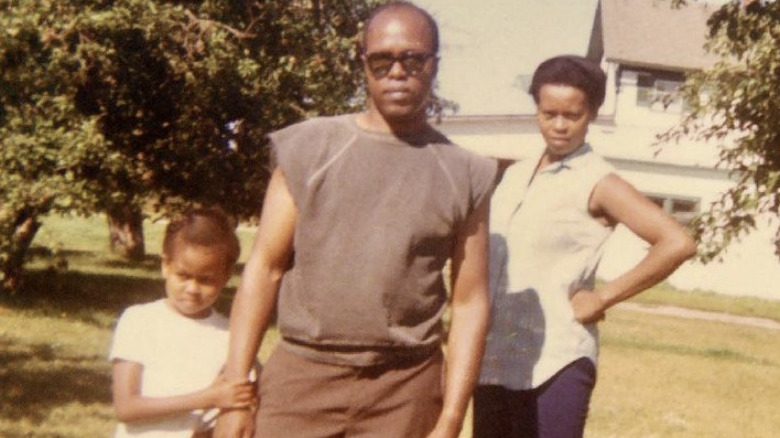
[269,115,497,366]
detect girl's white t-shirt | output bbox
[109,299,229,438]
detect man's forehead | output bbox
[364,8,436,50]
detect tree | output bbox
[660,0,780,262]
[0,0,379,293]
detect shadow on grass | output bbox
[3,271,162,328]
[0,338,112,423]
[2,258,239,328]
[0,250,244,432]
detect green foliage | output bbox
[0,0,379,292]
[659,1,780,262]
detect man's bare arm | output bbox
[427,198,491,438]
[214,168,297,438]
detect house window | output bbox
[636,72,685,112]
[647,194,700,225]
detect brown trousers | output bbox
[254,345,444,438]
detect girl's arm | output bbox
[112,359,255,423]
[571,173,697,323]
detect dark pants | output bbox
[254,346,443,438]
[473,358,597,438]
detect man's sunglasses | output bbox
[363,51,436,79]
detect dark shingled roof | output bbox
[600,0,723,71]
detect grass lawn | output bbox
[1,214,779,437]
[587,308,780,438]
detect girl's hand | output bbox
[569,289,607,324]
[208,376,257,409]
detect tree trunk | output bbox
[1,213,41,294]
[107,206,145,261]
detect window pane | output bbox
[647,196,666,209]
[636,73,655,107]
[672,199,698,214]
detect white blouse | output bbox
[479,144,615,390]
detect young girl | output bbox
[109,208,256,438]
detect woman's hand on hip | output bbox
[570,289,607,324]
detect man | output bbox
[215,2,497,437]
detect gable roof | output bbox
[600,0,723,71]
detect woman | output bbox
[473,55,697,438]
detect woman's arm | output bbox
[571,173,697,323]
[112,360,255,423]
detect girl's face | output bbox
[161,242,230,319]
[536,84,595,162]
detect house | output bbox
[436,0,780,300]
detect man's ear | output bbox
[356,43,369,76]
[356,40,365,63]
[160,254,170,277]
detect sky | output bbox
[413,0,600,115]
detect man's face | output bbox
[362,8,437,126]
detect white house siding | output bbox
[440,116,780,301]
[592,125,780,301]
[601,217,780,300]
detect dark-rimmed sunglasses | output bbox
[363,51,435,79]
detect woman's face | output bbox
[536,84,595,161]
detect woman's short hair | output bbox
[529,55,607,114]
[162,207,241,271]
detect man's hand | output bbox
[424,418,461,438]
[213,408,255,438]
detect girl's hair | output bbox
[162,207,241,271]
[529,55,607,114]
